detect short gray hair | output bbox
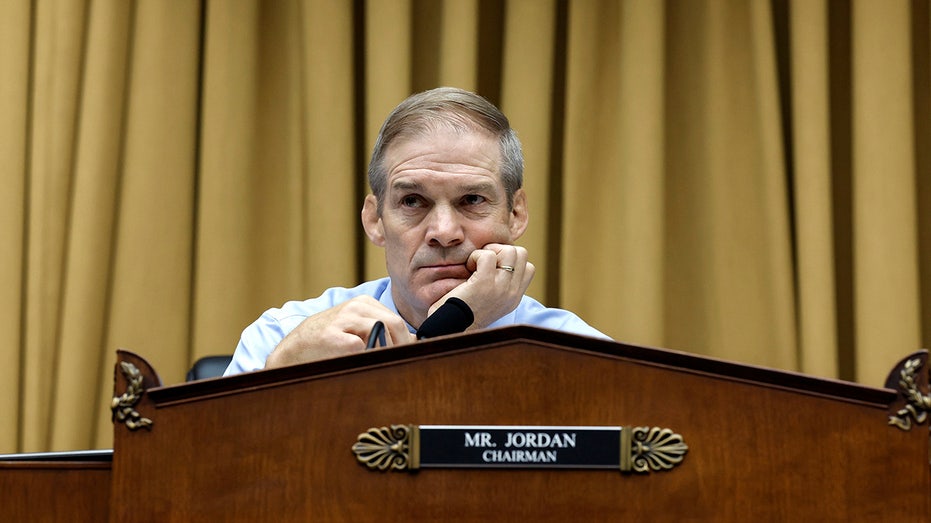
[367,87,524,214]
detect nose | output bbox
[426,204,464,248]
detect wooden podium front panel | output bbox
[0,461,111,522]
[110,335,929,521]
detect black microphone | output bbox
[365,321,387,350]
[417,297,474,339]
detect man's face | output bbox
[362,126,528,327]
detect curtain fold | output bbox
[0,0,32,452]
[563,0,667,346]
[500,0,558,302]
[23,0,89,452]
[90,0,203,449]
[852,0,922,386]
[1,0,927,453]
[364,0,412,279]
[789,0,839,379]
[53,0,132,451]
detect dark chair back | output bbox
[185,355,233,382]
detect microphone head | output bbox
[417,297,474,339]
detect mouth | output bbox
[419,263,471,279]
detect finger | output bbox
[466,249,497,275]
[477,243,514,270]
[338,297,412,346]
[480,243,526,272]
[360,314,413,347]
[510,246,529,276]
[495,246,522,274]
[520,260,536,289]
[482,247,521,283]
[381,316,415,346]
[480,242,508,254]
[476,249,501,274]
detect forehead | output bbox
[383,126,503,187]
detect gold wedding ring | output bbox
[497,265,515,272]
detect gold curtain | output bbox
[0,0,927,453]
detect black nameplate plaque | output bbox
[418,425,619,468]
[351,424,688,473]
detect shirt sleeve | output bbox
[224,312,290,375]
[506,296,611,340]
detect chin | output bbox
[420,278,465,305]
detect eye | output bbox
[461,194,486,206]
[400,194,425,208]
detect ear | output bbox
[508,189,529,240]
[361,194,385,247]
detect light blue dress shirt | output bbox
[225,277,608,375]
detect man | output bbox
[225,87,606,375]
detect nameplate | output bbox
[419,425,618,468]
[352,424,688,473]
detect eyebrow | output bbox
[391,180,425,192]
[461,181,498,194]
[390,180,498,194]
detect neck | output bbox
[389,288,428,331]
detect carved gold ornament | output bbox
[111,361,153,430]
[888,357,931,431]
[352,425,416,471]
[622,426,689,473]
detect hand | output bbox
[265,296,415,368]
[428,243,535,330]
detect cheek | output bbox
[382,229,420,264]
[472,221,513,244]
